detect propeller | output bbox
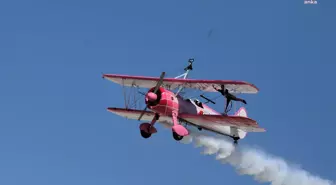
[137,72,165,121]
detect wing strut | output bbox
[175,58,194,96]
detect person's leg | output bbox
[224,98,230,114]
[235,98,247,104]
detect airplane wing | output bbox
[107,107,173,125]
[178,114,266,132]
[107,107,265,140]
[107,108,265,133]
[103,74,258,94]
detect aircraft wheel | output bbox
[233,137,239,145]
[140,130,151,139]
[172,131,183,141]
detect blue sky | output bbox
[0,0,335,184]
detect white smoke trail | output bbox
[180,133,335,185]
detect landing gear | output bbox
[138,111,190,141]
[233,136,240,145]
[172,131,183,141]
[171,111,189,141]
[141,130,152,138]
[139,114,159,139]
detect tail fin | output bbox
[234,107,248,117]
[233,107,248,139]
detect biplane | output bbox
[103,59,265,144]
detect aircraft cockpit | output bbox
[185,98,204,108]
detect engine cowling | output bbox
[145,87,179,115]
[145,87,162,107]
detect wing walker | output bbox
[102,59,265,145]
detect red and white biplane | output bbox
[103,59,265,144]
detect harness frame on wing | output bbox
[107,58,254,115]
[118,59,195,110]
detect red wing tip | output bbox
[106,107,148,114]
[247,83,259,92]
[107,107,117,112]
[107,107,117,110]
[107,107,130,110]
[106,107,131,112]
[103,74,113,79]
[103,74,117,79]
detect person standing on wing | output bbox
[214,85,247,114]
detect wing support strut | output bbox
[175,58,194,96]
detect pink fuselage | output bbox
[145,87,220,117]
[144,87,247,140]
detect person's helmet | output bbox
[194,99,200,104]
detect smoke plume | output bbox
[180,133,335,185]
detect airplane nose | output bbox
[146,92,157,102]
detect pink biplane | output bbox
[103,59,265,144]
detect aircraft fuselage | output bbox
[145,87,246,140]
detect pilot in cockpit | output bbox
[193,99,204,108]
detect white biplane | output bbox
[103,59,265,144]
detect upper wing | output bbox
[179,114,266,132]
[107,107,173,125]
[103,74,258,94]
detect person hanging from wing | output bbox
[214,85,247,115]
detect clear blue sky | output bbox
[0,0,335,184]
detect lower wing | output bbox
[107,107,173,126]
[179,114,266,132]
[107,108,265,133]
